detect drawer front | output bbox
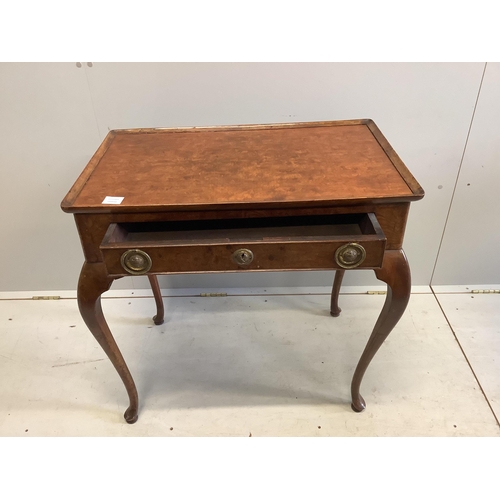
[100,213,387,275]
[102,239,385,275]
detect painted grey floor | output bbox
[0,290,499,436]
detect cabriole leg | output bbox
[350,250,411,412]
[77,262,139,424]
[330,269,345,317]
[148,275,165,325]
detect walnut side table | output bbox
[61,119,424,424]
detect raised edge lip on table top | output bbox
[61,119,425,214]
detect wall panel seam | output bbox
[430,62,487,285]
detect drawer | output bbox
[100,213,387,276]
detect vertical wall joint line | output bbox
[430,63,488,285]
[83,63,102,139]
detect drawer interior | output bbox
[101,213,385,247]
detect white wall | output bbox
[0,62,492,291]
[0,63,101,291]
[431,62,500,286]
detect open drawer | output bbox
[100,213,387,275]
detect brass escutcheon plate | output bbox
[335,243,366,269]
[232,248,254,266]
[121,249,153,275]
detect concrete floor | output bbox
[0,287,499,436]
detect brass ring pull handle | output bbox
[232,248,254,266]
[121,249,153,275]
[335,243,366,269]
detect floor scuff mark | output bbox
[52,358,106,368]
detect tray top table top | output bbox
[61,119,423,214]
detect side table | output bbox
[61,119,424,423]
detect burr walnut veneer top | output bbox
[61,120,423,214]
